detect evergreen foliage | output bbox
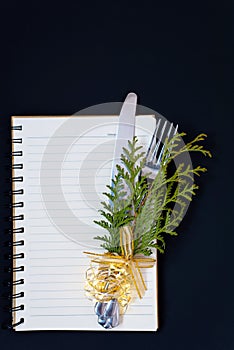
[94,133,211,256]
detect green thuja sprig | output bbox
[94,133,211,256]
[94,136,148,254]
[134,132,211,255]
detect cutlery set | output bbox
[95,93,178,328]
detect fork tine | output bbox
[162,123,178,164]
[151,120,167,164]
[146,118,161,161]
[167,122,173,139]
[158,120,168,143]
[156,122,174,166]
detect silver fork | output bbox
[141,119,178,182]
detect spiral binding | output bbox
[3,125,25,330]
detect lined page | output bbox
[12,115,158,331]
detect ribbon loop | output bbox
[119,225,134,259]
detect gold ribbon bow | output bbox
[84,226,156,307]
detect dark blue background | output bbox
[0,1,233,349]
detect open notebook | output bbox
[11,115,158,331]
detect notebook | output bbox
[11,114,158,331]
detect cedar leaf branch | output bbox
[94,133,211,256]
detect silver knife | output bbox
[111,92,137,182]
[94,93,137,329]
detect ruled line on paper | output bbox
[26,135,148,140]
[27,144,113,147]
[26,135,116,139]
[29,273,85,276]
[29,281,84,284]
[30,305,153,309]
[26,204,101,206]
[27,151,115,155]
[28,176,107,179]
[28,280,152,285]
[29,289,85,292]
[29,296,153,301]
[28,224,99,227]
[30,314,153,317]
[29,297,89,301]
[27,232,99,236]
[29,257,87,260]
[28,248,86,252]
[27,182,109,188]
[29,266,92,270]
[28,288,153,292]
[28,239,98,242]
[27,201,100,204]
[28,215,100,219]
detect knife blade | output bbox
[111,92,137,182]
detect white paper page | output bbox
[12,115,158,331]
